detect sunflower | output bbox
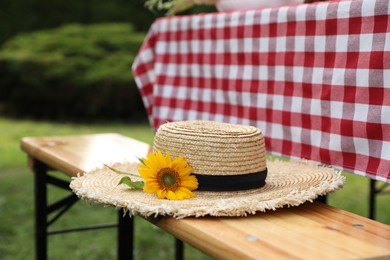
[138,151,198,200]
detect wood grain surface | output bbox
[21,134,390,259]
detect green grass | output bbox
[0,117,389,259]
[0,117,210,259]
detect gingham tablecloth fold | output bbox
[132,0,390,182]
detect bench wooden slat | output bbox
[156,202,390,259]
[21,133,152,177]
[21,133,390,259]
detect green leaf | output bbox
[137,157,146,165]
[118,176,144,189]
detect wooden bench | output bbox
[21,133,390,259]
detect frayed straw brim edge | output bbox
[70,160,345,219]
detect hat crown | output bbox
[154,120,266,176]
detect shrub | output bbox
[0,0,156,44]
[0,23,147,120]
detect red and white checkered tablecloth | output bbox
[132,0,390,183]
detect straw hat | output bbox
[70,120,345,219]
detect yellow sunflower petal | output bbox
[180,176,198,190]
[143,187,154,194]
[177,187,196,199]
[143,181,159,193]
[166,190,177,200]
[142,153,159,172]
[171,156,187,170]
[157,189,167,199]
[138,167,157,179]
[156,151,169,168]
[177,167,192,177]
[173,190,184,200]
[165,152,172,165]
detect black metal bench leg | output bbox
[369,179,376,220]
[175,238,184,260]
[32,158,134,260]
[33,159,48,260]
[118,210,134,260]
[316,194,327,204]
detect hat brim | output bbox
[70,160,345,219]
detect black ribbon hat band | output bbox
[193,168,268,192]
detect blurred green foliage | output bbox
[0,0,216,120]
[0,23,147,120]
[0,0,156,45]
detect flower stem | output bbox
[103,163,140,178]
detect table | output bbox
[21,133,390,259]
[132,0,390,221]
[132,0,390,183]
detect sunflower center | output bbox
[162,173,176,186]
[157,167,180,190]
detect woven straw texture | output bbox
[154,121,266,175]
[70,160,345,219]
